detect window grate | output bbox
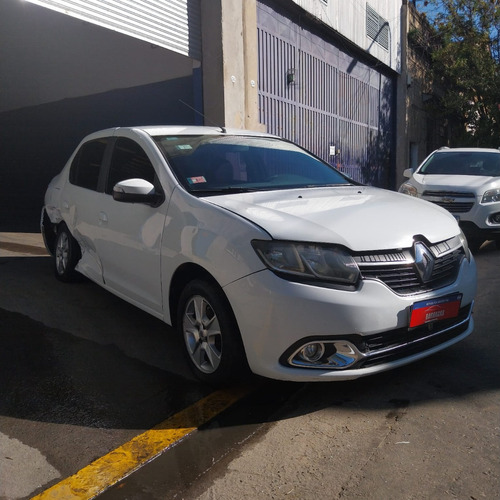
[366,4,389,51]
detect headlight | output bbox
[252,240,360,286]
[458,230,472,262]
[481,188,500,204]
[398,182,418,197]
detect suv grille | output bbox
[355,239,465,295]
[422,190,475,213]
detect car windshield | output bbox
[419,151,500,177]
[153,135,352,194]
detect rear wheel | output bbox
[54,224,81,282]
[177,279,249,385]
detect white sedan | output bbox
[42,126,477,384]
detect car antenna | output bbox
[178,99,227,133]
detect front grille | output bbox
[422,190,475,198]
[356,240,465,295]
[429,200,474,213]
[422,190,476,214]
[363,304,471,352]
[356,304,472,368]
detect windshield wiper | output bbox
[191,186,261,195]
[302,183,354,188]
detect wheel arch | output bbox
[168,263,233,328]
[170,262,251,384]
[41,209,58,256]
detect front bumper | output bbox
[224,255,477,381]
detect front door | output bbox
[95,136,166,318]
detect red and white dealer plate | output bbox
[409,293,462,328]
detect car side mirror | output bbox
[113,178,164,206]
[403,168,413,179]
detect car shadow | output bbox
[1,247,499,499]
[1,248,498,430]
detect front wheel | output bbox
[54,223,82,282]
[177,280,249,385]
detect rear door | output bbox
[63,136,111,284]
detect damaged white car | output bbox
[42,126,477,384]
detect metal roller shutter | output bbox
[25,0,201,59]
[257,1,395,188]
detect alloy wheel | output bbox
[55,231,69,276]
[182,294,222,374]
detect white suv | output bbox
[399,147,500,249]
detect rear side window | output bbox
[69,139,108,190]
[106,137,157,194]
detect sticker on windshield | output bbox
[187,176,207,185]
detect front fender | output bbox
[160,188,268,322]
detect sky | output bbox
[413,0,446,23]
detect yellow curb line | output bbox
[32,386,252,500]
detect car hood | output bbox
[206,186,459,251]
[412,173,500,192]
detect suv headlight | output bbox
[252,240,360,286]
[399,183,418,197]
[481,188,500,204]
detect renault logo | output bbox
[414,242,435,283]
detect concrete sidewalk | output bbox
[0,232,49,257]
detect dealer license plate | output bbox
[409,293,462,328]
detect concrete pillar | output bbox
[200,0,264,130]
[395,0,410,189]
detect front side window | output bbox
[69,138,108,190]
[420,152,500,177]
[106,137,157,194]
[153,135,352,195]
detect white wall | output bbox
[291,0,402,73]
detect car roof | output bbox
[432,147,500,154]
[86,125,278,139]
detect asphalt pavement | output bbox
[0,233,499,499]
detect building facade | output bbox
[395,0,450,187]
[0,0,407,230]
[256,0,399,187]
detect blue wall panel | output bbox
[257,1,395,188]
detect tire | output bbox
[54,223,82,282]
[177,279,249,385]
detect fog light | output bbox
[300,342,325,362]
[489,213,500,224]
[287,340,363,369]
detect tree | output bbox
[418,0,500,146]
